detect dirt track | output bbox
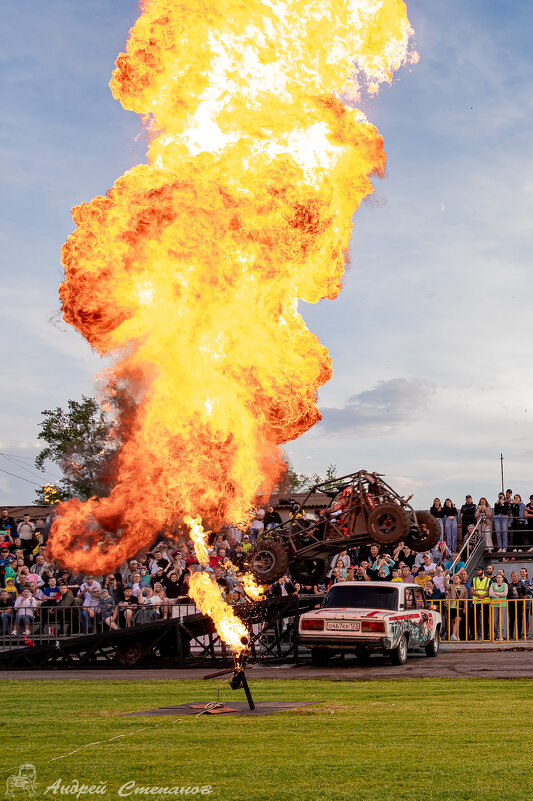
[1,646,532,680]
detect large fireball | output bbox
[49,0,416,581]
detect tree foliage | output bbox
[34,396,117,505]
[285,463,338,492]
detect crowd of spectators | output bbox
[0,503,531,643]
[429,490,533,552]
[0,506,284,639]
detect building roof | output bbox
[269,492,331,508]
[3,505,50,520]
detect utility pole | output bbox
[500,453,504,494]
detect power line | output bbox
[0,453,62,482]
[0,465,42,487]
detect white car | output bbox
[298,581,442,666]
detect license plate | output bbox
[326,621,360,631]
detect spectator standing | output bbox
[443,499,458,552]
[460,495,477,543]
[493,493,510,551]
[523,496,533,550]
[430,499,445,538]
[507,571,526,639]
[489,574,508,640]
[445,573,468,641]
[16,515,35,542]
[509,494,526,549]
[472,565,491,640]
[475,498,493,550]
[0,508,17,541]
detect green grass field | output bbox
[4,678,532,801]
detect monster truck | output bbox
[245,470,440,586]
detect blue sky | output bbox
[2,0,533,508]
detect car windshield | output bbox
[323,584,398,611]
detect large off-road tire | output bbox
[367,503,410,545]
[311,647,331,667]
[389,633,408,665]
[290,558,325,586]
[406,511,441,552]
[245,541,289,582]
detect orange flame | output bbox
[239,572,267,602]
[49,0,416,587]
[183,514,210,566]
[188,571,249,653]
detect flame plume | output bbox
[49,0,416,580]
[184,516,265,650]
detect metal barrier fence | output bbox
[0,602,197,649]
[1,596,531,656]
[426,598,531,643]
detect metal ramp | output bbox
[0,594,321,670]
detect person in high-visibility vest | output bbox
[472,565,491,639]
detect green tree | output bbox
[34,396,117,504]
[285,463,338,492]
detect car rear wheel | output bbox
[367,503,410,544]
[311,648,331,667]
[425,633,439,657]
[389,633,408,665]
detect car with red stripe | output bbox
[298,581,441,666]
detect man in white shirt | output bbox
[17,515,35,542]
[77,577,102,604]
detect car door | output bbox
[413,586,432,643]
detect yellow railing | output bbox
[426,598,531,643]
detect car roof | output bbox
[328,581,420,589]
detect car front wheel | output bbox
[389,633,408,665]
